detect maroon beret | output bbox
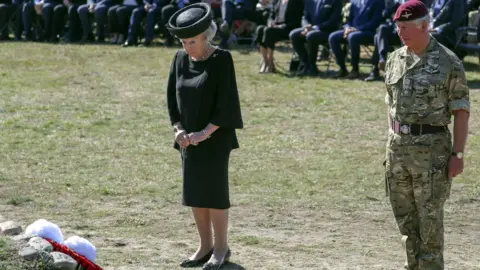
[393,0,429,22]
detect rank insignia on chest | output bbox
[425,53,439,74]
[424,65,439,74]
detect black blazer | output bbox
[302,0,343,32]
[469,0,480,10]
[167,49,243,152]
[433,0,466,34]
[269,0,304,31]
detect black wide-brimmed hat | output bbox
[166,3,213,39]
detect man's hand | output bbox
[448,156,464,178]
[34,3,43,15]
[301,24,312,36]
[63,0,72,7]
[343,27,357,38]
[144,3,152,10]
[88,3,96,13]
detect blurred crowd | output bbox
[0,0,478,80]
[250,0,480,80]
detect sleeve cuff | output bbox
[449,99,470,113]
[312,25,319,31]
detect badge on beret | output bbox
[393,1,428,22]
[402,12,412,19]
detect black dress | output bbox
[167,48,243,210]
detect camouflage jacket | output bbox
[385,37,470,125]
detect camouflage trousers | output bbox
[385,130,453,270]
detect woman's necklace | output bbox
[192,44,215,62]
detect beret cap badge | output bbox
[402,12,412,19]
[393,1,428,22]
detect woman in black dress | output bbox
[255,0,303,73]
[166,3,243,269]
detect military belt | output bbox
[392,120,448,135]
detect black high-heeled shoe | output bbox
[180,249,213,268]
[202,249,231,270]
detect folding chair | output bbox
[325,43,374,73]
[455,18,480,64]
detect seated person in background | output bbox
[429,0,466,58]
[42,0,67,42]
[255,0,303,73]
[203,0,222,18]
[22,0,41,40]
[107,0,141,44]
[218,0,257,49]
[78,0,122,43]
[455,0,479,50]
[231,18,253,41]
[122,0,169,47]
[62,0,87,42]
[468,0,479,27]
[342,0,350,25]
[328,0,384,79]
[0,0,23,40]
[255,0,271,21]
[161,0,201,47]
[23,0,66,42]
[365,0,432,82]
[78,0,100,42]
[289,0,342,76]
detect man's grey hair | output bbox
[413,14,431,28]
[204,22,217,43]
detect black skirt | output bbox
[181,142,231,209]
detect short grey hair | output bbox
[204,21,217,43]
[413,14,430,28]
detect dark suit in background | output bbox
[78,0,121,42]
[328,0,384,78]
[123,0,169,46]
[218,0,257,48]
[22,0,66,41]
[42,0,67,42]
[365,0,432,81]
[0,0,23,40]
[63,0,87,41]
[255,0,303,50]
[430,0,467,57]
[469,0,480,10]
[108,0,142,43]
[289,0,342,75]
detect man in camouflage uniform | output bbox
[384,1,470,269]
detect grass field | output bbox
[0,41,479,270]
